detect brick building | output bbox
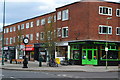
[0,32,2,56]
[3,0,120,65]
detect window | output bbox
[6,28,9,33]
[57,28,61,37]
[36,20,40,26]
[62,9,69,21]
[30,22,33,27]
[40,32,44,40]
[10,37,13,44]
[36,33,39,40]
[13,26,16,31]
[116,27,120,35]
[99,6,112,16]
[4,28,6,33]
[116,9,120,17]
[6,38,8,45]
[62,27,68,38]
[54,15,56,22]
[26,34,29,38]
[99,25,112,34]
[18,25,20,30]
[57,11,61,20]
[30,34,33,40]
[21,24,24,29]
[13,37,15,43]
[26,23,29,29]
[41,18,45,25]
[10,27,13,32]
[48,16,52,23]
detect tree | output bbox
[14,28,23,59]
[41,16,58,59]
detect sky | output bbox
[0,0,120,31]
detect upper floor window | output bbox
[99,6,112,16]
[36,20,40,26]
[116,27,120,35]
[30,34,33,40]
[10,27,13,32]
[62,9,69,21]
[30,22,34,27]
[62,27,68,38]
[41,18,45,25]
[6,28,9,33]
[48,16,52,23]
[40,32,44,40]
[36,32,39,40]
[10,37,13,44]
[18,25,20,30]
[6,38,8,45]
[57,28,61,37]
[26,34,29,38]
[26,23,29,29]
[116,9,120,17]
[99,25,112,34]
[13,26,16,31]
[21,24,24,29]
[57,11,61,20]
[54,15,56,22]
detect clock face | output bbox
[23,37,29,44]
[24,39,28,43]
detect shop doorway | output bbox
[82,49,98,65]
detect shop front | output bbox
[23,44,34,61]
[3,46,16,60]
[34,43,47,62]
[69,40,120,66]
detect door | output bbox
[82,49,98,65]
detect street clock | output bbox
[23,37,29,44]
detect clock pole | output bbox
[22,37,29,68]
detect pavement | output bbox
[0,61,119,72]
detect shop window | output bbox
[73,50,79,60]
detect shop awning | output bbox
[23,48,34,51]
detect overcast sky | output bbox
[0,0,120,31]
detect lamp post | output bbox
[2,0,6,65]
[105,17,112,69]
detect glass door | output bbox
[82,49,98,65]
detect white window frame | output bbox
[21,24,24,29]
[57,11,61,20]
[30,34,33,40]
[30,21,34,27]
[62,9,69,21]
[54,15,56,22]
[6,28,9,33]
[57,28,61,37]
[62,27,68,38]
[116,9,120,17]
[26,34,29,38]
[18,25,20,30]
[36,20,40,26]
[26,23,29,29]
[99,25,112,34]
[41,18,45,25]
[13,37,15,43]
[10,27,13,32]
[116,27,120,35]
[99,6,112,16]
[40,32,44,40]
[48,16,52,23]
[10,37,13,44]
[36,33,39,40]
[6,38,8,45]
[13,26,16,31]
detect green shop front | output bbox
[68,40,120,66]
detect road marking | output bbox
[10,76,14,78]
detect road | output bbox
[1,69,119,80]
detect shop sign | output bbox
[9,46,15,50]
[4,47,8,50]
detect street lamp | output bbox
[105,17,112,69]
[2,0,6,65]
